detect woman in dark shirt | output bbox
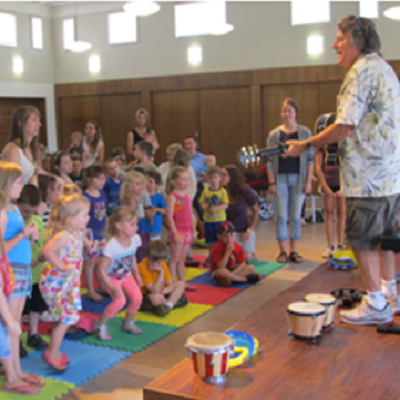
[126,108,159,159]
[315,148,346,258]
[221,165,259,261]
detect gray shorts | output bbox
[345,194,400,251]
[235,231,256,255]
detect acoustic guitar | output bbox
[237,142,288,168]
[314,113,339,167]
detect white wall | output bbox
[51,1,400,84]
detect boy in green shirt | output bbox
[18,185,48,351]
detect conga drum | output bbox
[287,302,325,341]
[185,332,234,382]
[304,293,337,329]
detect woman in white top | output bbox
[2,105,43,185]
[82,120,105,168]
[158,143,183,194]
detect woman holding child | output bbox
[126,108,159,160]
[267,98,314,263]
[220,165,259,262]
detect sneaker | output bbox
[340,300,393,325]
[121,320,142,335]
[387,295,400,315]
[185,257,201,267]
[337,244,345,251]
[153,304,171,317]
[322,245,335,258]
[94,321,112,341]
[19,341,28,358]
[27,334,49,350]
[173,296,189,309]
[203,257,211,266]
[246,274,261,283]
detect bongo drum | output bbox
[185,332,234,382]
[287,302,325,341]
[304,293,337,329]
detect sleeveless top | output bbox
[17,147,35,184]
[82,137,104,168]
[58,232,84,264]
[171,192,193,234]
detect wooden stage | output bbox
[144,263,400,400]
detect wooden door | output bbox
[152,90,200,165]
[58,96,101,150]
[262,84,320,143]
[200,87,251,168]
[318,82,342,115]
[0,97,47,153]
[100,94,142,159]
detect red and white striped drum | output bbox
[185,332,234,382]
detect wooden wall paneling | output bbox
[318,82,343,116]
[200,87,251,168]
[152,90,200,165]
[58,96,101,150]
[0,97,47,153]
[100,94,142,158]
[262,83,320,145]
[250,85,262,147]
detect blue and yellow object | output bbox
[225,330,260,368]
[329,249,357,270]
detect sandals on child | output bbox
[42,350,67,371]
[276,252,288,263]
[2,382,41,395]
[22,374,46,387]
[289,251,303,263]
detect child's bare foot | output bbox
[185,283,197,292]
[86,292,104,302]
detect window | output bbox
[360,0,379,18]
[175,1,229,38]
[291,1,330,26]
[31,17,43,49]
[0,12,17,47]
[63,18,74,50]
[108,12,136,45]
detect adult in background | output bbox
[267,98,314,264]
[82,120,104,168]
[285,16,400,325]
[158,143,182,194]
[2,105,43,185]
[126,108,159,160]
[183,135,207,220]
[315,147,346,258]
[221,165,259,262]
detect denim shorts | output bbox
[345,194,400,250]
[235,231,256,254]
[0,319,11,359]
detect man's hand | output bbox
[284,140,307,158]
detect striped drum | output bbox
[185,332,234,382]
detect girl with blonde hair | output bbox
[39,194,90,371]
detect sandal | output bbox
[22,374,46,387]
[2,382,41,395]
[289,251,303,263]
[42,350,67,372]
[276,252,288,263]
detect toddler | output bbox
[40,194,90,371]
[139,240,187,317]
[103,158,123,217]
[200,155,216,180]
[68,131,84,160]
[95,207,143,340]
[38,174,61,227]
[145,170,166,241]
[83,166,107,302]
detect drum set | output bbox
[287,293,337,341]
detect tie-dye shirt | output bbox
[335,53,400,197]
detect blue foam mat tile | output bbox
[21,340,131,387]
[81,293,127,314]
[187,271,266,289]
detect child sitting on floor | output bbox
[211,221,260,287]
[138,240,188,317]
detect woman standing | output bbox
[2,106,43,185]
[315,148,346,257]
[221,165,259,262]
[82,120,104,168]
[126,108,159,159]
[267,98,314,263]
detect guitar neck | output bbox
[257,145,287,158]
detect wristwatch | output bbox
[306,139,311,149]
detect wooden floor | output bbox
[144,263,400,400]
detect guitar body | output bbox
[314,113,340,167]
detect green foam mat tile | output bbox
[20,332,50,353]
[252,260,285,275]
[79,319,177,352]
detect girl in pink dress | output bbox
[166,166,196,290]
[39,194,90,371]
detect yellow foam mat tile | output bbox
[184,267,208,281]
[117,303,214,327]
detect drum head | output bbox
[186,332,233,352]
[305,293,336,306]
[287,301,325,315]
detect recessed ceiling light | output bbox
[383,6,400,20]
[124,1,160,17]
